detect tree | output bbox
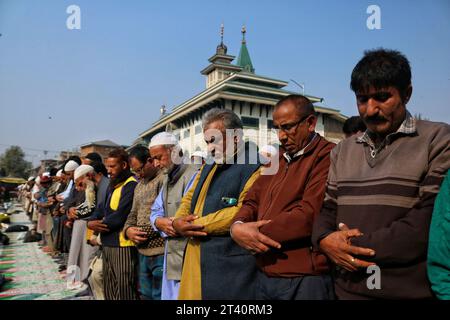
[0,146,32,178]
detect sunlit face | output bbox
[129,157,144,179]
[204,120,226,161]
[106,157,127,180]
[150,145,173,170]
[66,170,75,181]
[356,86,411,138]
[273,102,317,155]
[203,120,239,163]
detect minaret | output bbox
[200,23,243,89]
[236,25,255,73]
[217,23,226,55]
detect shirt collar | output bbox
[283,132,318,163]
[356,110,416,147]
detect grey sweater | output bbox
[312,116,450,299]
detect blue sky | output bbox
[1,0,449,165]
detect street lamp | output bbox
[290,79,305,96]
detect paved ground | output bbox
[0,202,92,300]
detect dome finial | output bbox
[241,25,246,43]
[216,22,227,54]
[237,24,254,73]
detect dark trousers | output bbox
[138,253,164,300]
[103,246,139,300]
[52,216,60,244]
[54,215,65,252]
[255,270,335,300]
[62,216,72,253]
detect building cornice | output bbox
[139,72,340,139]
[200,63,243,75]
[207,53,236,63]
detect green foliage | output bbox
[0,146,32,178]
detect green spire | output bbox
[236,25,255,73]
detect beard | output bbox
[162,163,176,175]
[109,169,132,189]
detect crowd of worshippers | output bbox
[17,48,450,300]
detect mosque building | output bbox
[131,25,347,154]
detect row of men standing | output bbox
[26,48,450,300]
[21,153,110,292]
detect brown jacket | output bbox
[233,134,334,277]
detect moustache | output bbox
[365,115,387,124]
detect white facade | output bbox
[152,99,336,158]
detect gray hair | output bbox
[202,108,243,130]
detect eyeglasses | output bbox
[273,114,311,134]
[131,166,144,175]
[131,157,153,175]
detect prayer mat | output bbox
[0,207,92,300]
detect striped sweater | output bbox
[312,115,450,299]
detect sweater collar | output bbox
[356,111,416,157]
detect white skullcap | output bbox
[149,132,178,148]
[259,145,278,156]
[42,172,51,177]
[191,150,207,158]
[64,160,80,172]
[28,176,35,182]
[56,169,63,177]
[74,165,94,181]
